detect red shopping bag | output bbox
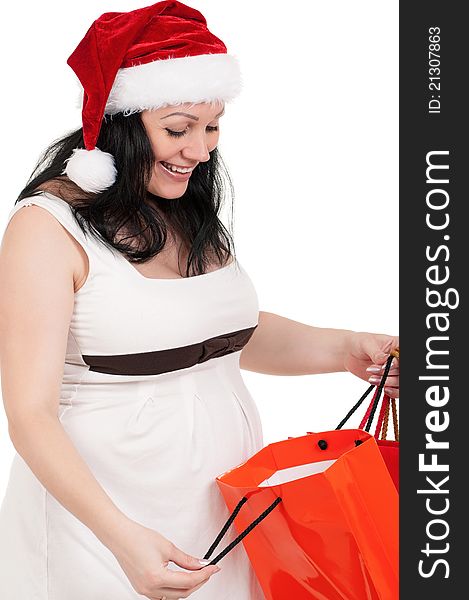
[203,354,399,600]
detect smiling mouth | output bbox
[159,161,196,174]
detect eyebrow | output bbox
[160,107,225,121]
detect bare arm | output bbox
[240,311,355,375]
[0,205,128,552]
[239,311,400,396]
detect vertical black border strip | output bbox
[400,2,465,596]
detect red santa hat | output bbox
[63,0,242,193]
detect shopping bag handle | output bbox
[335,353,395,432]
[378,394,399,441]
[202,493,282,565]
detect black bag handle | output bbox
[335,353,395,431]
[202,494,282,565]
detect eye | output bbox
[165,125,219,138]
[165,128,187,138]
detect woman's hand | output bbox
[343,333,400,398]
[107,518,221,599]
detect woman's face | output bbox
[141,101,224,199]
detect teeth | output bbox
[161,161,193,174]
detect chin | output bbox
[148,181,188,199]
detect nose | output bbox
[182,131,211,163]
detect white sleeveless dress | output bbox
[0,192,266,600]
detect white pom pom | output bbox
[63,147,117,193]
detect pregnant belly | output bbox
[59,383,256,503]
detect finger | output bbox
[366,361,399,374]
[368,373,398,386]
[366,336,399,365]
[384,387,399,398]
[380,358,399,370]
[168,546,213,572]
[164,544,220,588]
[160,564,220,589]
[378,357,399,370]
[367,366,400,378]
[368,373,399,386]
[380,375,399,387]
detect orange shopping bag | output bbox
[203,354,398,600]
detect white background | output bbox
[0,1,398,497]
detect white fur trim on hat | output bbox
[62,147,117,193]
[104,53,243,115]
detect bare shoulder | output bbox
[1,201,88,293]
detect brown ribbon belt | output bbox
[82,325,258,376]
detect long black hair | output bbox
[16,110,236,277]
